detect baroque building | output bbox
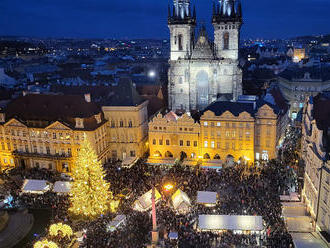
[301,93,330,237]
[148,89,289,166]
[0,78,149,173]
[168,0,243,112]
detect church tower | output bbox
[168,0,196,61]
[212,0,242,60]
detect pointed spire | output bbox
[237,0,242,17]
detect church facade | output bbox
[168,0,243,112]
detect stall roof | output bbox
[169,232,178,240]
[198,215,263,231]
[197,191,217,205]
[22,179,50,194]
[171,189,191,211]
[133,189,161,212]
[107,215,126,232]
[291,233,328,248]
[53,181,71,193]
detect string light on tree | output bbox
[49,223,73,238]
[69,138,116,219]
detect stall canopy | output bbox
[133,189,161,212]
[171,189,191,211]
[291,233,328,248]
[53,181,71,194]
[106,215,126,232]
[197,191,217,206]
[169,232,178,240]
[198,215,263,231]
[22,179,51,194]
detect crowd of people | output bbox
[0,145,298,247]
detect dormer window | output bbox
[75,118,84,129]
[95,114,102,124]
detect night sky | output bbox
[1,0,329,39]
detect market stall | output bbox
[21,179,51,194]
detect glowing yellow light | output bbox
[49,223,73,238]
[164,183,174,192]
[34,239,59,248]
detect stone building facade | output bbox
[0,78,149,173]
[301,93,330,236]
[168,0,243,112]
[148,97,288,166]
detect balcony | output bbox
[12,150,72,160]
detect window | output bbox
[211,122,214,127]
[159,139,163,145]
[3,158,7,164]
[179,140,184,146]
[7,143,10,150]
[68,148,72,156]
[111,121,115,128]
[211,141,215,148]
[46,146,50,154]
[166,139,170,146]
[204,122,208,126]
[217,122,221,127]
[223,32,229,50]
[153,139,156,145]
[53,133,57,139]
[130,150,136,157]
[25,145,29,152]
[128,121,133,128]
[178,34,183,51]
[33,145,37,153]
[120,120,124,127]
[267,128,271,136]
[204,131,208,137]
[217,131,221,137]
[194,141,198,147]
[211,131,214,137]
[217,142,220,148]
[232,123,236,128]
[266,140,270,147]
[232,131,236,137]
[246,132,250,139]
[187,141,190,146]
[226,131,230,137]
[246,123,250,129]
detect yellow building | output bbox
[149,98,288,166]
[0,94,108,173]
[0,78,150,173]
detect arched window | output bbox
[128,120,133,128]
[223,32,229,50]
[204,153,210,159]
[120,120,124,127]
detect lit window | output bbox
[194,141,198,147]
[204,122,208,126]
[166,140,170,146]
[187,141,190,146]
[211,141,215,148]
[204,141,208,148]
[217,122,221,127]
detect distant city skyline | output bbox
[0,0,330,39]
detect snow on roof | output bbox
[171,189,191,210]
[197,191,217,205]
[22,179,51,194]
[133,189,161,211]
[198,215,263,231]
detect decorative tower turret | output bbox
[168,0,196,61]
[212,0,243,60]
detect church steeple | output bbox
[168,0,196,25]
[212,0,243,23]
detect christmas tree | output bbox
[69,139,112,219]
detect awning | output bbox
[133,189,161,212]
[284,216,314,232]
[122,157,138,168]
[22,179,51,194]
[197,191,217,205]
[198,215,263,231]
[53,181,71,194]
[291,233,328,248]
[169,232,178,240]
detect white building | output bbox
[168,0,243,112]
[301,93,330,239]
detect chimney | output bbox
[84,93,91,103]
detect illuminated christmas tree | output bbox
[69,139,112,219]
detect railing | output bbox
[12,150,72,159]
